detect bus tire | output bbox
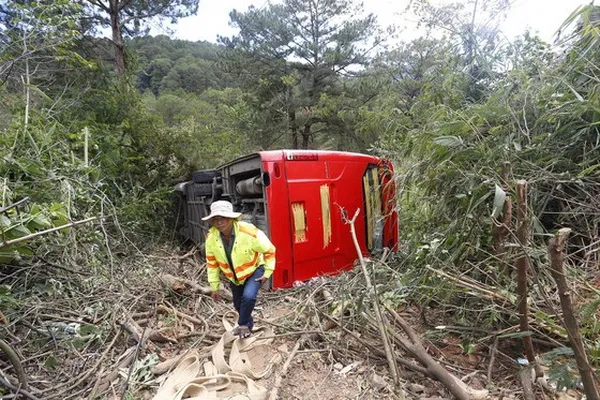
[192,169,221,183]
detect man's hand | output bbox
[210,290,222,302]
[255,276,269,283]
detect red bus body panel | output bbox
[260,150,398,288]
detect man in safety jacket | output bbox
[202,200,276,338]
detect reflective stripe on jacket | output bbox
[206,221,276,291]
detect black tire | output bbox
[192,169,221,183]
[192,183,213,196]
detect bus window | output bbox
[363,166,383,252]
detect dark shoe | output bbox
[238,325,252,339]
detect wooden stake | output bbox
[548,228,600,399]
[515,180,542,378]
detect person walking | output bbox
[202,200,276,338]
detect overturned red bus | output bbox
[175,150,398,289]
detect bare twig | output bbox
[269,336,306,400]
[0,197,30,214]
[487,336,499,385]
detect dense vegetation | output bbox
[1,0,599,396]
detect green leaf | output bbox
[580,297,600,321]
[79,324,102,337]
[433,135,464,148]
[0,215,11,228]
[0,251,17,264]
[30,214,52,229]
[16,246,34,257]
[10,225,31,238]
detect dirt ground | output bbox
[142,300,401,399]
[140,293,496,400]
[139,285,586,400]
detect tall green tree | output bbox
[0,0,87,137]
[79,0,199,74]
[221,0,383,148]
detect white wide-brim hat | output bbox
[201,200,242,221]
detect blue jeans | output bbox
[230,266,264,330]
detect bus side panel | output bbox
[284,159,369,284]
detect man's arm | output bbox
[206,236,221,291]
[254,229,276,279]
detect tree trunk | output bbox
[301,122,311,149]
[548,228,600,400]
[515,180,542,378]
[109,0,126,75]
[287,86,299,149]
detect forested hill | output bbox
[129,36,240,95]
[1,0,600,398]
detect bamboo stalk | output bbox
[515,180,542,378]
[0,217,97,248]
[548,228,599,399]
[344,208,400,386]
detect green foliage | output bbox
[546,362,579,392]
[143,87,253,171]
[129,36,237,95]
[78,0,200,37]
[369,8,600,387]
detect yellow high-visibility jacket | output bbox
[206,221,276,291]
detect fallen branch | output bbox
[317,309,432,378]
[0,339,29,391]
[159,273,213,296]
[386,307,489,400]
[122,317,176,346]
[519,367,535,400]
[268,335,306,400]
[1,217,97,248]
[548,228,600,399]
[157,303,210,333]
[487,337,499,385]
[342,207,400,386]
